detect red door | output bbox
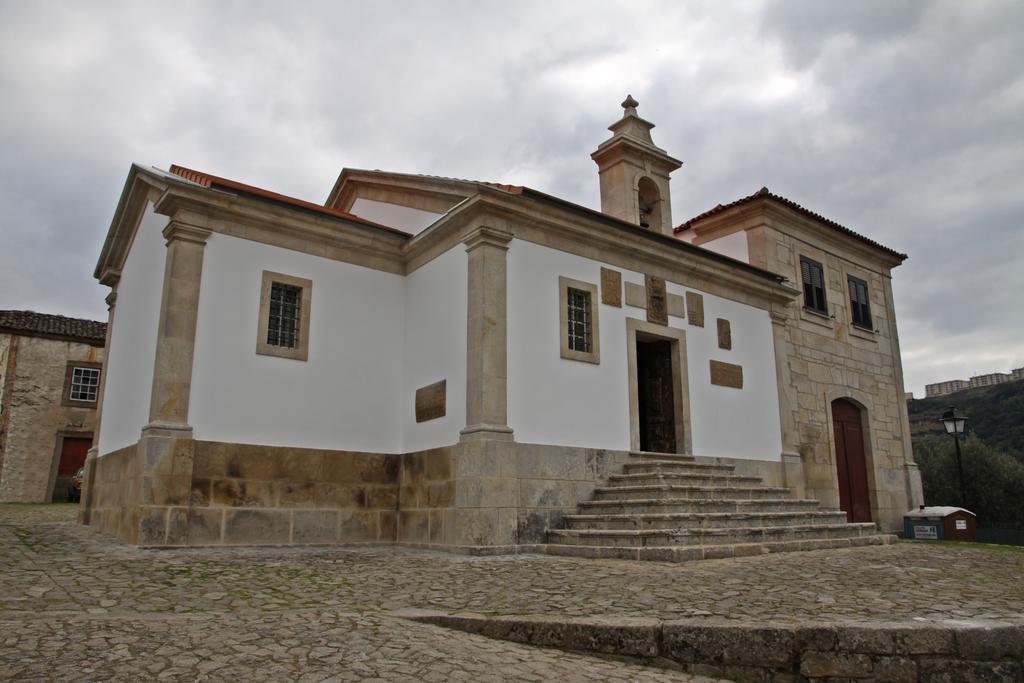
[58,437,92,476]
[831,400,872,523]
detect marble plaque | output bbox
[717,318,732,350]
[686,291,705,327]
[415,380,446,423]
[710,360,743,389]
[600,268,622,307]
[645,275,668,325]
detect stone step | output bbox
[628,451,696,463]
[578,497,823,515]
[564,510,849,531]
[608,472,763,487]
[548,523,880,548]
[623,460,736,475]
[592,484,792,502]
[545,533,897,562]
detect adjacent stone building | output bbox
[0,311,106,502]
[81,98,922,555]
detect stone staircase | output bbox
[547,451,896,562]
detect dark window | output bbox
[800,256,828,314]
[567,287,592,353]
[848,275,872,330]
[267,282,302,348]
[69,367,101,402]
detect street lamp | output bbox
[940,406,969,509]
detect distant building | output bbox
[904,392,914,401]
[969,373,1011,389]
[0,311,106,502]
[925,380,969,398]
[1013,367,1024,382]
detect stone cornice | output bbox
[406,189,798,310]
[153,181,408,275]
[462,225,512,252]
[162,221,211,245]
[94,165,168,281]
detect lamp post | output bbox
[940,406,968,509]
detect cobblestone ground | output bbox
[3,504,1023,680]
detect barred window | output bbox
[567,287,592,353]
[800,256,828,314]
[267,282,302,348]
[69,367,101,402]
[257,271,312,361]
[848,275,872,330]
[559,276,600,364]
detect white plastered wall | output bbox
[98,203,167,454]
[349,198,441,235]
[507,238,782,461]
[402,246,467,451]
[697,231,749,263]
[189,234,405,452]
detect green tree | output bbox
[913,434,1024,528]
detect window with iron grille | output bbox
[848,275,872,330]
[69,366,101,402]
[559,276,600,364]
[567,287,592,353]
[800,256,828,314]
[257,271,312,361]
[267,282,302,348]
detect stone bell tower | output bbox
[591,95,682,236]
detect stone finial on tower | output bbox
[591,96,682,235]
[621,94,639,116]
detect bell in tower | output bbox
[591,95,682,236]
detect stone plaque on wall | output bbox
[686,291,705,327]
[667,294,686,319]
[717,318,732,350]
[624,282,645,308]
[600,268,622,307]
[645,275,668,325]
[415,380,446,423]
[710,360,743,389]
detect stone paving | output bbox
[3,504,1024,681]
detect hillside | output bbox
[908,380,1024,462]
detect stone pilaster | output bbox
[135,220,209,545]
[79,271,119,525]
[145,221,210,435]
[460,226,513,442]
[769,306,805,497]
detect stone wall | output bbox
[745,216,921,532]
[85,438,636,550]
[89,444,140,542]
[0,334,103,502]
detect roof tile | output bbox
[675,187,907,261]
[0,310,106,345]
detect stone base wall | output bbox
[85,438,807,548]
[89,444,140,543]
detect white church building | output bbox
[81,98,922,560]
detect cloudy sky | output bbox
[1,0,1021,395]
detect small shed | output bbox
[903,506,976,542]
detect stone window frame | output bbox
[800,255,829,316]
[559,276,600,364]
[256,270,312,362]
[840,263,881,342]
[61,361,102,408]
[793,245,835,330]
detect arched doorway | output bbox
[831,399,872,522]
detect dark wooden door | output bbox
[832,400,871,523]
[637,340,676,453]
